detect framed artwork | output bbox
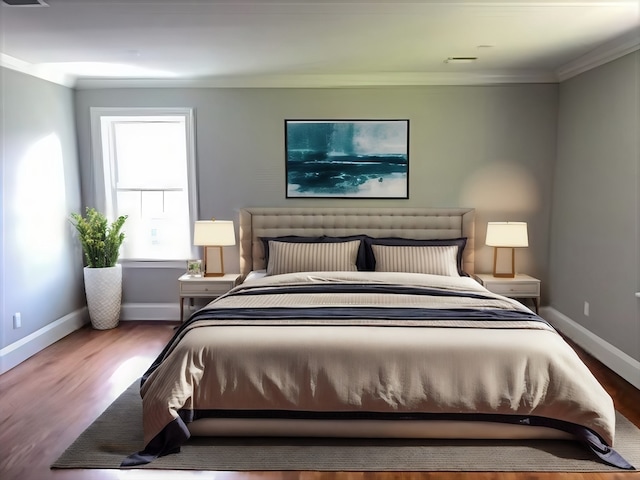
[285,119,409,198]
[186,259,202,277]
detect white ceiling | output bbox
[0,0,638,88]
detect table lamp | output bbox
[485,221,528,278]
[193,219,236,277]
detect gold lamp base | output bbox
[203,245,226,277]
[492,246,516,278]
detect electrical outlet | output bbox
[583,302,590,317]
[13,312,21,329]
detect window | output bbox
[90,108,198,261]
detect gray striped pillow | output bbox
[371,244,460,276]
[266,240,361,275]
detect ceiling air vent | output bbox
[444,57,478,64]
[1,0,49,5]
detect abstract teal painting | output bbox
[285,119,409,198]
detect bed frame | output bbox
[239,207,476,278]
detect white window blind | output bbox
[91,108,198,261]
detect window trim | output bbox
[120,259,187,269]
[89,107,199,261]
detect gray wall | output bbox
[1,67,85,349]
[550,52,640,361]
[3,58,637,373]
[74,84,558,305]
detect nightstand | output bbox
[178,273,241,322]
[474,273,541,314]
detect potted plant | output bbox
[70,208,127,330]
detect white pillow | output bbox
[267,240,360,275]
[371,244,460,277]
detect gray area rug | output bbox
[52,382,640,472]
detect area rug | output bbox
[52,382,640,472]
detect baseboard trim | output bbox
[120,303,179,321]
[541,306,640,390]
[0,307,89,375]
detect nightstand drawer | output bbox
[485,282,540,297]
[180,282,232,295]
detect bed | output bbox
[123,207,633,469]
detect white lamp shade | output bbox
[193,220,236,246]
[485,222,528,248]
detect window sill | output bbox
[120,260,187,269]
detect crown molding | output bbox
[0,53,76,87]
[0,52,557,89]
[556,29,640,81]
[73,70,558,89]
[21,44,640,89]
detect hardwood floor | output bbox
[0,321,638,480]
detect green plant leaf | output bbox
[69,208,128,268]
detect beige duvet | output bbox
[139,272,616,453]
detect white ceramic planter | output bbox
[83,264,122,330]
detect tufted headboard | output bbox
[238,207,475,278]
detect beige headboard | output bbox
[238,207,475,278]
